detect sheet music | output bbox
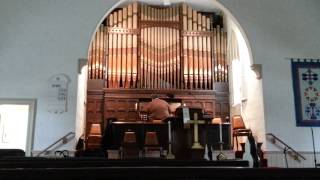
[182,107,190,124]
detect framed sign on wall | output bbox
[292,59,320,126]
[47,74,70,114]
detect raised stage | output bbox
[0,158,320,180]
[0,157,249,168]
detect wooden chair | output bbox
[87,123,102,150]
[143,131,162,158]
[232,115,252,150]
[120,131,139,159]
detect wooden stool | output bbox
[121,131,139,159]
[86,123,102,150]
[123,131,137,143]
[144,131,162,158]
[145,132,159,145]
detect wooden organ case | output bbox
[86,2,229,139]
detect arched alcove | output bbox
[76,0,265,152]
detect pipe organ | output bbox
[140,4,181,89]
[88,2,228,89]
[86,2,229,137]
[88,25,107,80]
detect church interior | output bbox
[1,0,320,179]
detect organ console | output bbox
[86,2,230,150]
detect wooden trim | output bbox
[103,88,225,96]
[182,30,212,37]
[140,20,180,29]
[107,27,140,35]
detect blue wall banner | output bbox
[292,59,320,126]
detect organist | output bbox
[144,94,173,122]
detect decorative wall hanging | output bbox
[292,59,320,126]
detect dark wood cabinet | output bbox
[85,79,229,150]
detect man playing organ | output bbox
[144,95,172,121]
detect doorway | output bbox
[0,99,36,156]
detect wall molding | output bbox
[251,64,262,79]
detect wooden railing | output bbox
[35,132,75,157]
[266,133,306,167]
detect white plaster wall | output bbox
[75,65,87,142]
[266,151,320,168]
[219,0,320,151]
[226,19,266,149]
[242,65,266,145]
[0,0,118,151]
[1,0,320,152]
[227,22,266,147]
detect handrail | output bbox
[36,132,75,157]
[266,133,306,161]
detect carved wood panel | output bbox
[102,89,228,122]
[215,102,229,120]
[104,98,139,121]
[86,91,104,137]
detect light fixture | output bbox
[251,64,262,79]
[163,0,171,6]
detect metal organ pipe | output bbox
[88,2,229,90]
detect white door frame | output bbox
[0,99,36,156]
